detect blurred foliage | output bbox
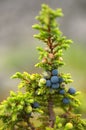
[0,1,86,128]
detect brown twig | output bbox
[48,94,55,128]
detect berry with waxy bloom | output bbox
[62,97,70,104]
[58,77,64,83]
[52,83,59,89]
[52,69,58,76]
[68,87,76,95]
[32,102,39,108]
[51,76,59,83]
[46,80,51,87]
[59,89,65,95]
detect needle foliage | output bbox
[0,4,86,130]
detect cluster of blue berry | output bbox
[62,87,76,104]
[44,69,63,89]
[39,69,76,105]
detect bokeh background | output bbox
[0,0,86,116]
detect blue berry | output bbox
[46,80,51,87]
[51,76,59,83]
[33,102,39,108]
[59,89,65,95]
[68,87,76,94]
[62,98,70,104]
[52,69,58,76]
[58,77,64,83]
[52,83,59,89]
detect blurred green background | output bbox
[0,0,86,117]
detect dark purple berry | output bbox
[52,69,58,76]
[59,89,65,95]
[33,102,39,108]
[62,98,70,104]
[59,77,64,83]
[68,87,76,94]
[51,76,59,83]
[46,80,51,87]
[52,83,59,89]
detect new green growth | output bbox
[0,4,86,130]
